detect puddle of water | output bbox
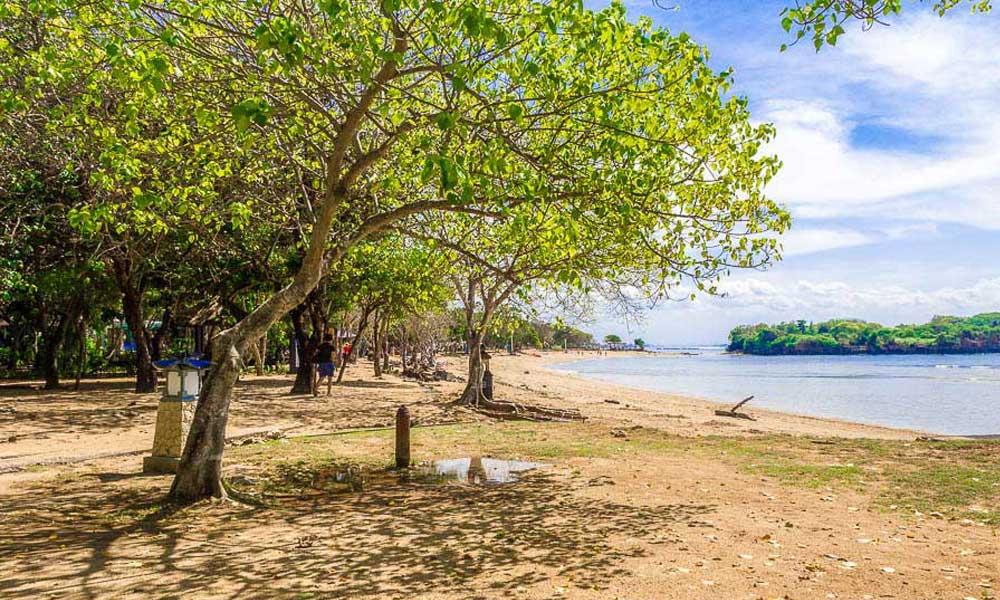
[414,457,548,485]
[242,457,549,498]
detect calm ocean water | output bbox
[552,348,1000,435]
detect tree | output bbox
[781,0,992,50]
[329,237,448,383]
[7,0,786,500]
[633,338,646,350]
[604,334,623,344]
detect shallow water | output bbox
[553,350,1000,435]
[423,457,547,484]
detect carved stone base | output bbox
[144,399,195,474]
[143,455,181,474]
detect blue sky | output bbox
[585,0,1000,344]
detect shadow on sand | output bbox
[0,463,713,599]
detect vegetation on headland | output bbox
[729,313,1000,355]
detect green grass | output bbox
[229,421,1000,524]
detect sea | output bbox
[551,347,1000,436]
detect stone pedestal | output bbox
[143,399,196,474]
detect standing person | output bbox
[313,333,336,397]
[342,341,352,365]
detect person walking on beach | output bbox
[313,333,337,397]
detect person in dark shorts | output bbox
[313,333,336,397]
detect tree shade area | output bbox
[1,0,788,500]
[728,313,1000,355]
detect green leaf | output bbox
[506,104,524,122]
[435,112,456,130]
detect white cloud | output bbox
[843,13,1000,101]
[880,222,938,240]
[763,99,1000,224]
[757,13,1000,230]
[780,227,874,256]
[717,275,1000,321]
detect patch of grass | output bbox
[751,463,865,488]
[230,421,1000,524]
[698,435,1000,524]
[881,465,1000,524]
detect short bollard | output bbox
[395,405,410,469]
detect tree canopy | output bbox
[781,0,992,50]
[2,0,790,501]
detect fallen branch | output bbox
[714,395,756,421]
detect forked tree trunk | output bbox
[170,31,412,501]
[459,330,485,405]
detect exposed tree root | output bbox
[457,397,584,422]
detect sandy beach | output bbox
[1,351,997,599]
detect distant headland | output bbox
[728,313,1000,355]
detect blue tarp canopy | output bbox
[153,358,211,370]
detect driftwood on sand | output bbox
[714,395,756,421]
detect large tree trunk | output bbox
[170,32,411,500]
[169,334,241,501]
[171,281,317,501]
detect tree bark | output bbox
[169,334,240,501]
[289,303,314,394]
[74,316,87,390]
[381,317,390,372]
[112,258,156,393]
[37,313,69,390]
[372,310,383,377]
[250,338,264,376]
[459,329,484,405]
[150,307,173,362]
[122,287,156,393]
[290,289,328,394]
